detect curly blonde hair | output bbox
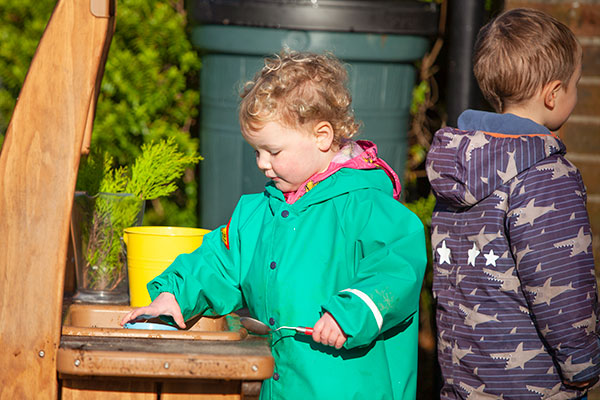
[239,50,360,147]
[473,8,580,113]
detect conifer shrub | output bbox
[0,0,201,226]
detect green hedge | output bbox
[0,0,201,227]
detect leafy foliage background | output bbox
[0,0,201,227]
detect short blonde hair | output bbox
[473,8,580,112]
[239,50,360,146]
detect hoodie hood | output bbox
[426,110,565,208]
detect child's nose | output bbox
[256,153,271,171]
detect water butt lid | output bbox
[190,0,439,36]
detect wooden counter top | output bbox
[58,304,274,381]
[58,335,274,380]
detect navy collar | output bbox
[458,110,552,136]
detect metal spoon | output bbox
[240,316,313,335]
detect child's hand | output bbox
[312,311,347,349]
[120,292,186,329]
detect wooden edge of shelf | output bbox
[57,348,274,380]
[60,326,246,341]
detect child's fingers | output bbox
[311,320,324,343]
[334,334,346,349]
[314,324,338,347]
[317,329,345,349]
[325,329,340,347]
[120,307,154,326]
[311,312,347,347]
[172,310,186,329]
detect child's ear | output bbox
[543,80,563,110]
[313,121,335,151]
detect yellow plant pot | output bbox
[124,226,211,307]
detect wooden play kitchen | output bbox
[0,0,273,398]
[59,304,272,399]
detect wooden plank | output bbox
[57,336,274,380]
[0,0,115,398]
[61,377,157,400]
[240,382,262,400]
[60,377,254,400]
[161,380,241,400]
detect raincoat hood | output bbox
[426,110,565,208]
[282,140,402,204]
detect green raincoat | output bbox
[149,165,427,399]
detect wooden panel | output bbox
[61,377,157,400]
[161,380,241,400]
[59,378,259,400]
[240,382,262,400]
[0,0,115,398]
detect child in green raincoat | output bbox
[122,50,427,399]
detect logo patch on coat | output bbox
[221,219,231,250]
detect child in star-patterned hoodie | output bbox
[426,8,600,399]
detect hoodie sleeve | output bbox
[507,154,600,384]
[147,198,249,321]
[322,188,428,349]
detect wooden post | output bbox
[0,0,115,397]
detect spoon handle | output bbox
[294,327,314,335]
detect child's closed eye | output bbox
[254,149,280,157]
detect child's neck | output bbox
[315,149,337,174]
[502,96,550,131]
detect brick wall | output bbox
[505,0,600,269]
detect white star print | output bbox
[484,250,499,266]
[468,243,480,266]
[437,240,451,264]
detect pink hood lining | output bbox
[284,140,402,204]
